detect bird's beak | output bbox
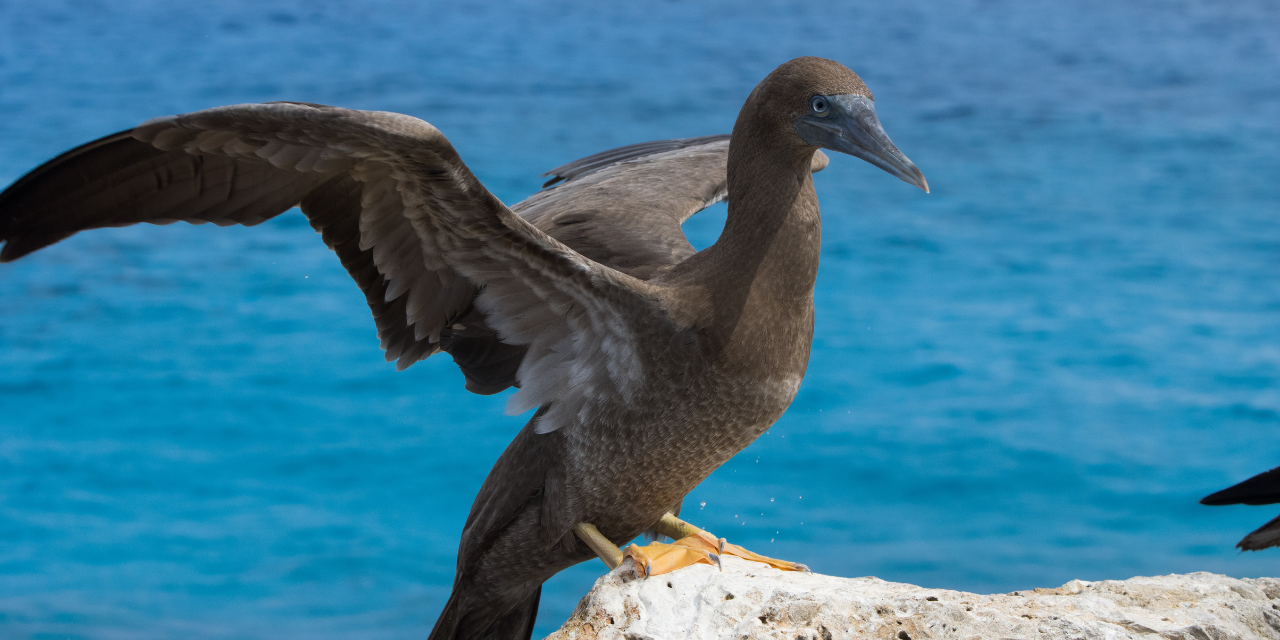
[797,94,929,193]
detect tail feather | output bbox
[429,585,542,640]
[492,586,541,640]
[428,592,463,640]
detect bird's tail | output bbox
[429,585,542,640]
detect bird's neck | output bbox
[707,122,822,302]
[664,119,822,370]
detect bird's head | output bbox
[746,57,929,193]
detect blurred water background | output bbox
[1,1,1278,638]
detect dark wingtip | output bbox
[0,235,50,263]
[0,129,144,264]
[1200,466,1280,506]
[1201,488,1241,506]
[537,134,731,191]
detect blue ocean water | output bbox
[1,0,1278,637]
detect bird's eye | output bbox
[809,96,829,116]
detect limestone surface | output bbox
[545,556,1280,640]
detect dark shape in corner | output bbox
[1200,466,1280,551]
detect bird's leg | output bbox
[651,512,811,573]
[572,523,623,570]
[650,512,705,539]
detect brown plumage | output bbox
[0,57,926,640]
[1201,466,1280,551]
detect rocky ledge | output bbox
[546,556,1280,640]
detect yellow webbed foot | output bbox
[573,514,810,577]
[623,530,722,577]
[653,512,810,573]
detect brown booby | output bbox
[0,57,927,640]
[1200,466,1280,551]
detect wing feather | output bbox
[0,126,450,372]
[2,102,675,432]
[515,136,827,281]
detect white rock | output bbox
[545,556,1280,640]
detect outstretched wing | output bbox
[0,102,672,432]
[516,136,828,280]
[0,124,454,371]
